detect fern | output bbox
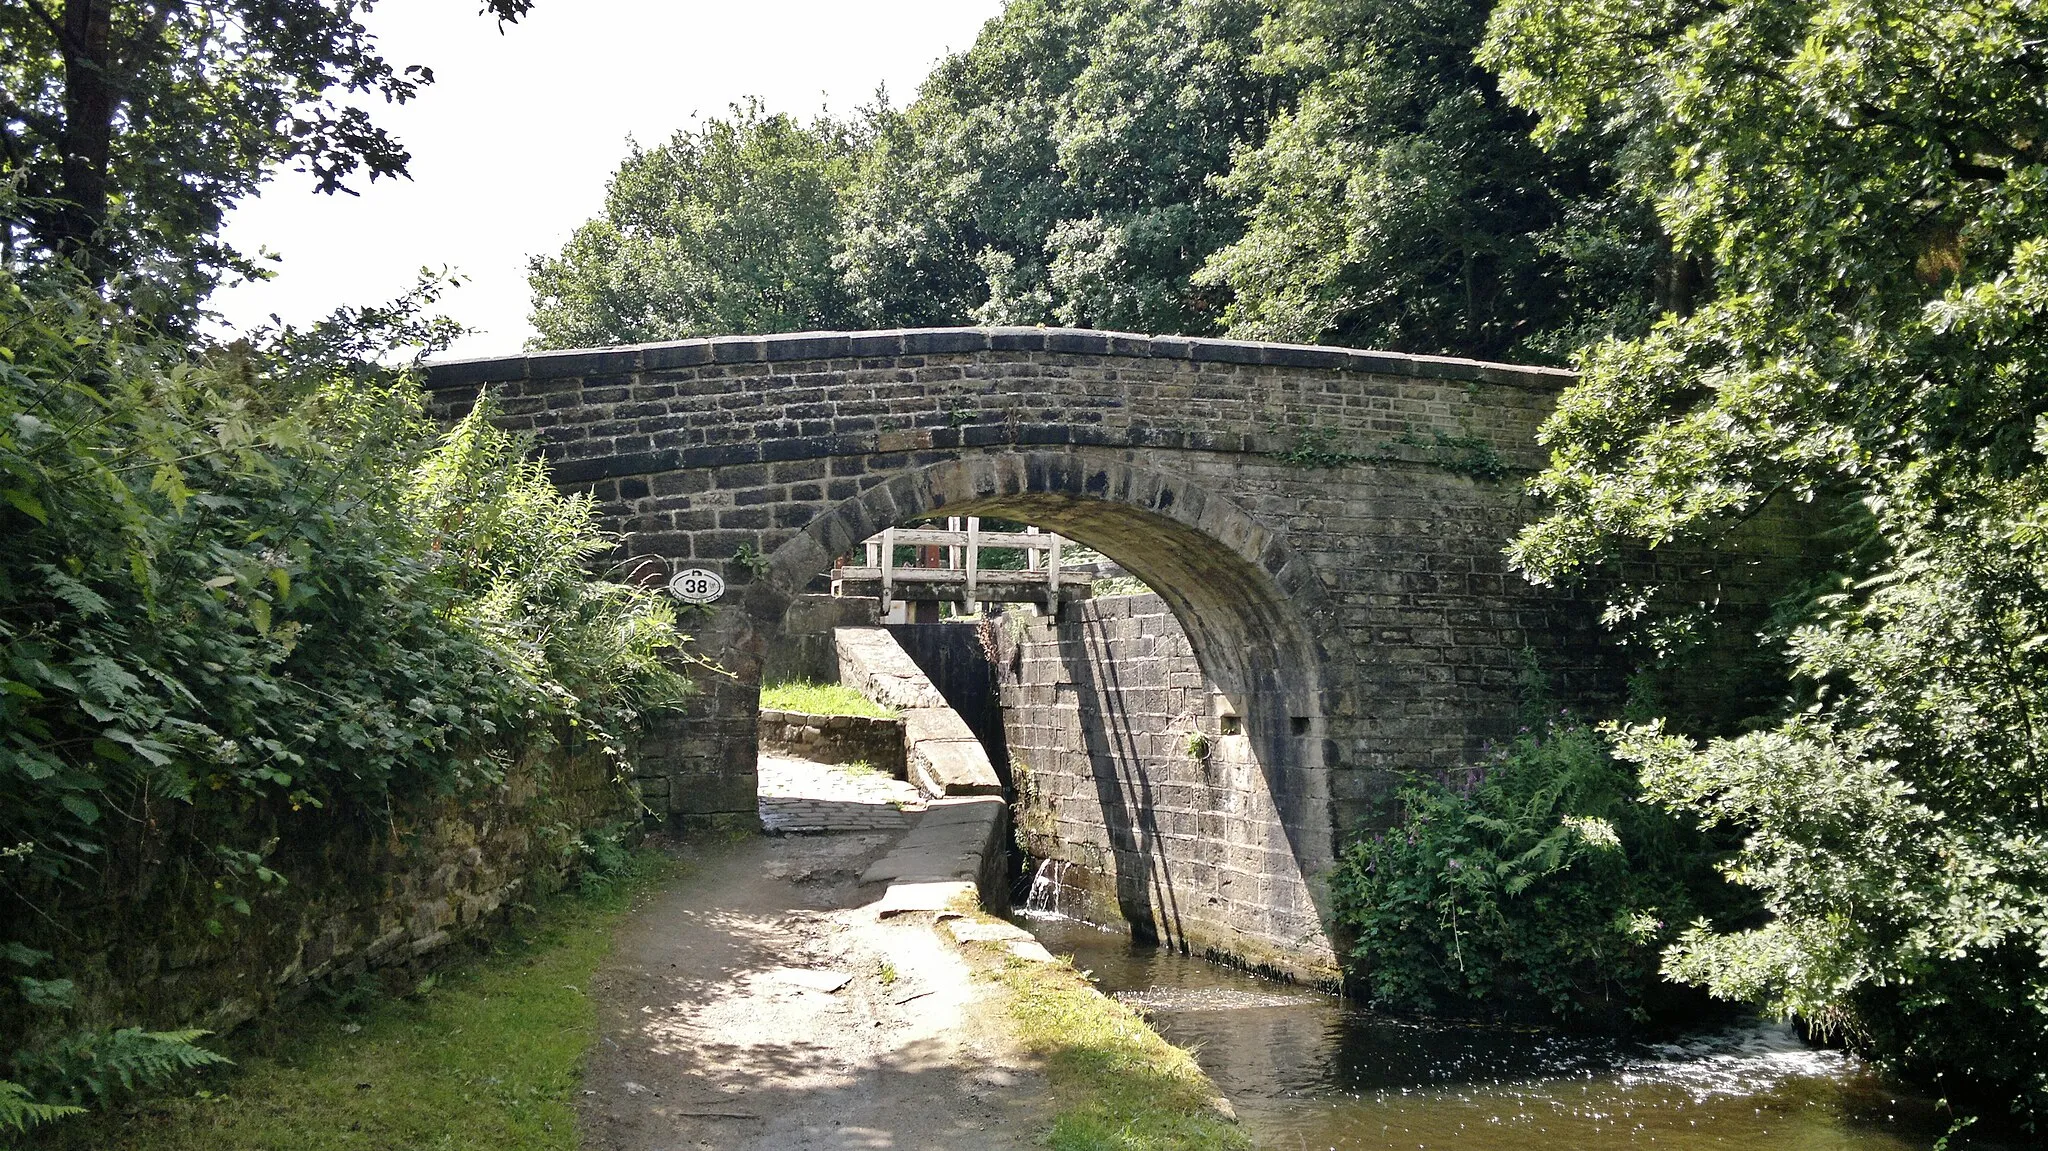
[11,1027,231,1109]
[1329,714,1737,1023]
[0,1079,85,1134]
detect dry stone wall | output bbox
[757,708,906,777]
[10,739,632,1042]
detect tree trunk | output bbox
[54,0,118,280]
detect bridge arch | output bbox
[750,450,1352,964]
[757,449,1348,728]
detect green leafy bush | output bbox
[1622,481,2048,1124]
[1483,0,2048,1124]
[0,270,687,1130]
[1331,714,1731,1026]
[1,943,230,1135]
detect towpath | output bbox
[577,761,1051,1151]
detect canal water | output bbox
[1019,915,1981,1150]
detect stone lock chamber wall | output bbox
[995,592,1340,981]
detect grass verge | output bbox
[760,679,898,719]
[28,848,676,1151]
[952,911,1250,1151]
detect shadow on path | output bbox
[579,833,1052,1151]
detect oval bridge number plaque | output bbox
[667,567,726,604]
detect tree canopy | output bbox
[0,4,703,1134]
[527,102,864,347]
[529,0,1664,363]
[837,0,1276,334]
[1,0,532,320]
[1195,0,1660,361]
[1487,0,2048,1121]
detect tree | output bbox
[1196,0,1660,362]
[526,102,863,348]
[837,0,1274,334]
[1485,0,2048,1122]
[0,0,533,319]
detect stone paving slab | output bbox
[872,880,979,919]
[859,796,1009,906]
[757,754,926,835]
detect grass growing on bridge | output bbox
[760,679,899,719]
[32,849,675,1151]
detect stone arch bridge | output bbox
[424,327,1613,978]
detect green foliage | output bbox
[2,946,229,1134]
[27,847,675,1151]
[1491,0,2048,584]
[1331,714,1729,1025]
[563,824,641,899]
[0,1080,81,1137]
[842,0,1275,334]
[539,0,1278,342]
[1483,0,2048,1123]
[0,0,531,320]
[0,268,687,1131]
[1619,491,2048,1120]
[759,680,897,720]
[10,1029,231,1113]
[1269,425,1378,468]
[527,101,866,347]
[533,0,1660,360]
[1197,0,1660,362]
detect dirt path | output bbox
[578,832,1053,1151]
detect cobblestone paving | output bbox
[758,753,927,834]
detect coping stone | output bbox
[422,327,1574,392]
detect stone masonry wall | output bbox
[421,328,1595,836]
[886,621,1011,786]
[996,593,1340,984]
[10,739,633,1042]
[757,707,907,777]
[766,593,880,685]
[837,626,1003,797]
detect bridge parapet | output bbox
[423,326,1569,491]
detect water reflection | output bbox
[1022,917,1977,1150]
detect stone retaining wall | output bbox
[886,621,1010,785]
[757,707,907,777]
[768,593,880,685]
[8,738,633,1041]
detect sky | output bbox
[210,1,1004,359]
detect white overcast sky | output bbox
[210,1,1004,358]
